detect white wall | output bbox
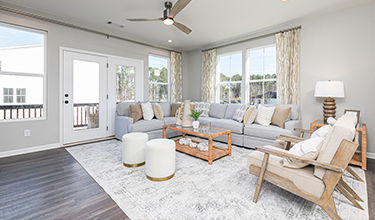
[0,11,170,152]
[183,2,375,154]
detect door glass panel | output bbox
[73,60,99,130]
[116,65,135,102]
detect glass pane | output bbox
[73,60,99,130]
[249,48,264,80]
[149,84,168,102]
[229,83,241,103]
[230,53,242,81]
[219,84,229,104]
[264,46,276,79]
[249,82,263,105]
[264,81,277,104]
[0,25,44,74]
[149,56,168,83]
[219,55,230,82]
[116,65,135,102]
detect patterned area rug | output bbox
[66,139,368,220]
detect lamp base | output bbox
[323,97,336,123]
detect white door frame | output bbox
[59,47,144,145]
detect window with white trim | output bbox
[0,23,46,120]
[216,52,242,103]
[148,55,170,102]
[247,45,277,105]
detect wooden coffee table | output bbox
[163,124,231,165]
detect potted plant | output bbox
[189,108,203,129]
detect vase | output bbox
[192,121,199,129]
[182,100,193,127]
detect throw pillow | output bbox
[129,102,142,123]
[311,125,332,139]
[171,103,181,117]
[153,103,164,120]
[271,105,291,128]
[243,106,257,126]
[141,102,154,120]
[232,104,249,122]
[194,102,210,117]
[283,137,324,168]
[255,105,275,126]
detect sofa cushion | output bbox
[209,103,228,119]
[198,117,216,126]
[171,103,181,117]
[157,102,171,117]
[224,104,241,119]
[244,124,293,140]
[247,150,325,198]
[211,119,244,134]
[116,102,135,116]
[129,119,163,132]
[163,117,176,125]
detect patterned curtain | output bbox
[276,29,300,105]
[201,49,217,102]
[170,51,183,102]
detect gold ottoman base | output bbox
[123,162,145,168]
[146,173,175,182]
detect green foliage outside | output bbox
[116,65,135,102]
[149,67,169,102]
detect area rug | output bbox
[66,139,369,220]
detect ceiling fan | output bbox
[127,0,192,34]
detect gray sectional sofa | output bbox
[115,102,301,149]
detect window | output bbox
[16,88,26,103]
[116,65,135,102]
[3,88,13,103]
[248,45,277,105]
[0,23,46,120]
[148,55,169,102]
[216,52,242,103]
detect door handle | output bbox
[65,100,69,104]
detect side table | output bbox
[310,120,367,170]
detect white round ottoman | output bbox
[122,132,148,167]
[145,139,176,181]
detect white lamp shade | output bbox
[314,81,345,98]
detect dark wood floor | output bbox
[0,148,129,220]
[0,148,374,220]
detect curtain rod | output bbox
[0,5,182,54]
[202,26,301,52]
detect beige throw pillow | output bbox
[271,105,291,128]
[171,103,181,117]
[129,102,142,123]
[153,103,164,120]
[255,105,275,126]
[243,106,257,125]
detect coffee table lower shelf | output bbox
[174,138,229,164]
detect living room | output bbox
[0,0,374,219]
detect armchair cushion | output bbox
[247,150,325,198]
[283,137,324,168]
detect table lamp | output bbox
[314,81,345,123]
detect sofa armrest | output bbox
[285,120,302,136]
[255,145,344,173]
[115,115,133,140]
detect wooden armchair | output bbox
[249,139,358,220]
[275,130,364,210]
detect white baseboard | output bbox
[0,143,61,158]
[367,152,375,160]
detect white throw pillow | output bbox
[283,137,324,168]
[311,125,332,139]
[232,104,249,122]
[141,102,154,120]
[255,105,275,126]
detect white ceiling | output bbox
[1,0,373,51]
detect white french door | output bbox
[62,51,108,144]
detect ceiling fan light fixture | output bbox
[163,17,174,26]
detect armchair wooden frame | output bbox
[276,133,364,210]
[251,140,359,220]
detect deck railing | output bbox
[0,103,98,128]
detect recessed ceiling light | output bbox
[281,0,288,2]
[168,40,172,43]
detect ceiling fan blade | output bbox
[127,18,163,22]
[170,0,192,17]
[173,22,192,34]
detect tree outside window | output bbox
[149,55,169,102]
[116,65,135,102]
